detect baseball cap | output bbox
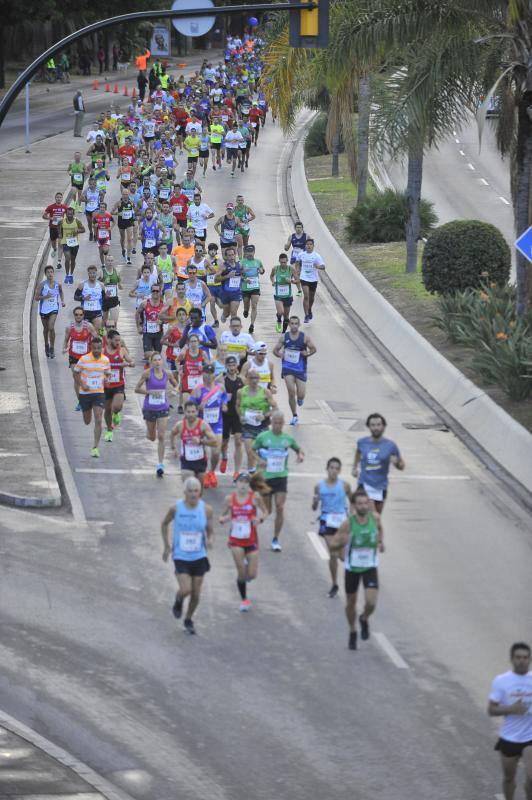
[253,341,267,354]
[225,355,238,365]
[226,202,234,209]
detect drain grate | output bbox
[402,422,449,432]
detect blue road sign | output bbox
[515,226,532,262]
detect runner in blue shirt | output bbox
[353,413,405,513]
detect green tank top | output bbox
[101,267,119,285]
[235,205,251,231]
[274,264,292,297]
[157,255,173,283]
[159,212,174,242]
[61,218,79,244]
[69,162,85,183]
[240,385,270,416]
[345,512,378,573]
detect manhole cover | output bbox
[0,391,28,414]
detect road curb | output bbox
[0,708,137,800]
[289,127,532,499]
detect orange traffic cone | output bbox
[178,62,186,68]
[105,82,111,92]
[113,84,119,93]
[92,79,99,90]
[123,85,128,96]
[131,87,137,99]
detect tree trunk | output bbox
[357,73,370,205]
[515,90,532,316]
[405,137,424,273]
[331,131,340,177]
[0,27,5,90]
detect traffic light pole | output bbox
[0,2,317,128]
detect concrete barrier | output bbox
[291,136,532,495]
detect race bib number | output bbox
[245,276,259,289]
[149,390,165,405]
[188,374,202,389]
[121,172,131,181]
[349,547,376,569]
[105,285,117,298]
[161,270,172,283]
[244,409,262,426]
[203,406,220,424]
[363,483,384,502]
[184,443,204,461]
[145,237,156,248]
[276,283,290,297]
[206,274,216,285]
[98,229,109,240]
[72,340,88,355]
[173,204,182,214]
[194,227,205,236]
[41,298,57,313]
[325,512,346,529]
[179,530,203,552]
[84,299,100,311]
[159,188,170,199]
[86,374,102,391]
[228,276,241,290]
[266,450,285,474]
[146,320,160,333]
[223,229,235,241]
[109,368,120,383]
[73,173,83,182]
[283,349,300,365]
[66,237,78,247]
[231,520,251,540]
[251,122,257,128]
[121,210,133,220]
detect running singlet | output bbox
[247,357,271,389]
[157,255,174,285]
[143,368,169,412]
[84,188,100,213]
[93,213,112,243]
[104,345,125,388]
[172,499,208,561]
[274,264,292,299]
[229,491,257,547]
[241,258,262,292]
[184,279,206,315]
[318,479,348,529]
[142,219,159,248]
[289,232,307,263]
[39,281,60,315]
[219,216,237,245]
[75,353,110,394]
[143,299,164,333]
[180,418,206,462]
[221,262,242,294]
[165,325,183,363]
[194,384,228,433]
[182,350,206,391]
[61,218,79,247]
[239,385,270,427]
[82,281,103,312]
[281,331,306,377]
[68,322,91,358]
[344,513,378,573]
[298,250,324,282]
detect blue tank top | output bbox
[142,218,159,245]
[290,232,307,262]
[282,331,306,376]
[221,260,242,294]
[172,499,208,561]
[220,215,237,244]
[319,479,348,520]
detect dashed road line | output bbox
[75,468,472,480]
[467,163,475,170]
[499,196,510,205]
[306,530,329,561]
[480,178,489,186]
[459,150,465,156]
[373,633,410,669]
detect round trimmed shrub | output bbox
[422,219,510,295]
[304,114,329,157]
[346,188,437,243]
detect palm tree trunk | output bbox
[515,89,532,316]
[357,74,370,205]
[405,137,424,273]
[331,131,340,177]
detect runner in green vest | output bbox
[328,488,384,651]
[237,372,276,472]
[67,151,86,210]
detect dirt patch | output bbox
[305,154,532,432]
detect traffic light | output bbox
[289,0,328,48]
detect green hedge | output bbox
[346,189,437,243]
[305,114,344,157]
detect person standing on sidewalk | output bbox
[137,71,148,103]
[97,47,105,75]
[73,91,85,138]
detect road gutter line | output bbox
[373,633,410,669]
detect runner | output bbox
[129,264,157,309]
[312,457,350,598]
[252,410,303,551]
[186,192,214,244]
[57,205,84,284]
[220,316,254,363]
[205,242,222,327]
[42,192,68,269]
[111,187,136,265]
[217,247,243,321]
[184,263,211,319]
[352,413,405,513]
[172,230,196,282]
[214,203,238,257]
[191,362,228,488]
[62,307,97,409]
[241,341,276,392]
[34,265,65,358]
[237,370,276,473]
[170,400,218,484]
[273,315,316,426]
[488,642,532,800]
[92,200,114,266]
[240,244,264,334]
[209,116,225,170]
[135,351,178,477]
[74,265,105,334]
[161,476,214,635]
[81,177,101,241]
[100,255,122,332]
[221,354,244,476]
[327,488,384,651]
[67,151,86,209]
[73,337,110,457]
[155,242,176,300]
[199,125,211,177]
[218,472,266,611]
[136,284,165,362]
[295,238,326,323]
[270,252,297,333]
[140,207,164,256]
[234,195,256,258]
[170,182,190,236]
[224,122,244,176]
[177,307,218,356]
[103,329,134,442]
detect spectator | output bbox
[59,53,70,83]
[112,44,119,71]
[73,91,85,137]
[97,47,105,75]
[148,66,159,94]
[137,71,148,102]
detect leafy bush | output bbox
[346,189,437,243]
[304,114,344,157]
[422,220,510,295]
[472,333,532,401]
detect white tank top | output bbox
[248,356,271,388]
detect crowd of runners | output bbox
[33,33,531,798]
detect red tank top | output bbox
[182,349,205,391]
[180,418,205,462]
[69,322,91,358]
[104,344,125,387]
[228,491,257,547]
[165,325,183,361]
[144,299,164,333]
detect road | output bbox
[1,112,531,800]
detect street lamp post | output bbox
[25,82,30,153]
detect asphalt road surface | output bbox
[1,113,531,800]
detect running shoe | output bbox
[172,593,183,619]
[121,248,126,258]
[309,311,313,320]
[126,258,132,265]
[243,309,249,318]
[75,402,81,411]
[328,584,339,599]
[131,248,136,255]
[275,321,282,333]
[112,411,121,426]
[57,261,62,269]
[184,618,195,635]
[359,614,370,640]
[213,320,219,328]
[89,232,94,242]
[90,447,100,458]
[213,165,216,170]
[64,275,69,284]
[349,631,358,650]
[303,314,310,323]
[203,473,211,489]
[209,471,218,488]
[156,463,164,477]
[271,537,282,552]
[220,457,228,473]
[289,415,298,426]
[45,344,50,358]
[104,430,113,442]
[240,599,251,612]
[248,324,254,334]
[232,471,239,482]
[177,404,184,415]
[297,398,304,407]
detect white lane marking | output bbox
[480,178,489,186]
[495,795,504,800]
[373,632,409,669]
[499,196,510,205]
[453,130,457,136]
[459,150,465,156]
[306,530,329,561]
[467,163,475,170]
[75,468,472,480]
[455,138,460,143]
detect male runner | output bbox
[273,315,316,426]
[73,337,110,457]
[312,457,350,598]
[352,413,405,513]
